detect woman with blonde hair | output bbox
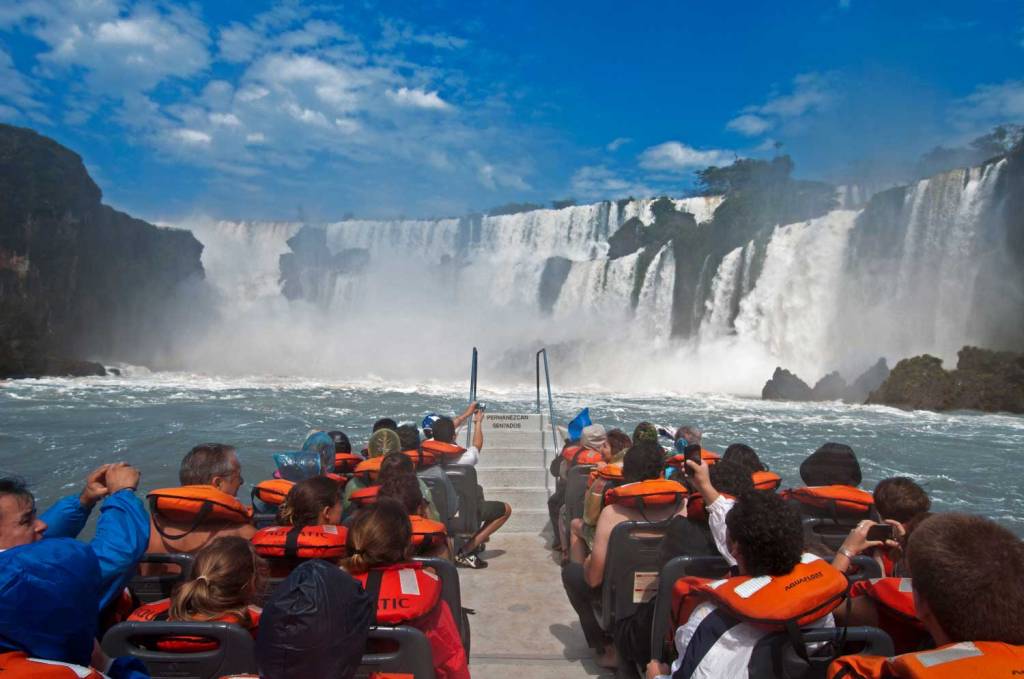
[128,536,265,645]
[341,499,468,679]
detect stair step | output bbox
[496,507,550,534]
[477,448,550,468]
[475,466,549,488]
[483,485,549,506]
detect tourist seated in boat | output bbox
[683,458,754,565]
[341,499,470,679]
[343,432,441,522]
[552,423,612,559]
[673,425,703,449]
[146,443,256,563]
[0,466,148,612]
[832,512,933,654]
[647,490,840,679]
[251,476,348,576]
[128,536,266,648]
[0,536,149,679]
[257,559,373,679]
[607,428,632,463]
[829,513,1024,678]
[782,442,873,520]
[720,443,783,491]
[869,477,931,575]
[563,441,687,668]
[397,423,459,524]
[428,408,511,569]
[376,456,451,559]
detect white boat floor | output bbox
[461,532,614,679]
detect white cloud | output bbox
[218,23,261,63]
[956,80,1024,123]
[245,132,266,144]
[726,113,771,136]
[173,128,212,145]
[606,137,632,151]
[209,112,241,126]
[476,160,529,191]
[0,47,45,117]
[638,141,734,171]
[726,72,835,137]
[387,87,453,111]
[379,19,467,50]
[570,165,653,199]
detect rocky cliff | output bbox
[0,125,205,378]
[867,347,1024,414]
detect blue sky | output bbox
[1,0,1021,221]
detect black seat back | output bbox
[649,555,731,662]
[444,465,480,551]
[419,474,451,529]
[129,553,195,604]
[594,520,673,631]
[101,621,257,679]
[414,556,470,655]
[802,517,876,554]
[357,626,437,679]
[755,626,895,679]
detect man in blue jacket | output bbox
[0,463,150,612]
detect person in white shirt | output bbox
[685,458,755,568]
[646,491,835,679]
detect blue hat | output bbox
[567,408,592,442]
[421,413,440,431]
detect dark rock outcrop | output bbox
[810,371,848,401]
[762,367,813,401]
[0,124,205,378]
[844,358,890,403]
[867,347,1024,413]
[538,256,573,314]
[278,225,367,302]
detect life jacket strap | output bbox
[150,497,214,540]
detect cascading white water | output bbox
[170,159,1015,393]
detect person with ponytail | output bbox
[277,476,342,528]
[129,536,266,642]
[341,500,469,679]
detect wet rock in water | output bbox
[762,367,813,401]
[845,358,890,403]
[810,371,849,401]
[867,347,1023,413]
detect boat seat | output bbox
[101,620,256,679]
[360,626,437,679]
[128,553,194,604]
[592,519,674,632]
[415,556,470,655]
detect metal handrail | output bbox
[465,347,478,448]
[536,348,558,497]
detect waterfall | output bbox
[170,158,1017,391]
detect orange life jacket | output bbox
[671,555,848,633]
[251,524,348,560]
[752,470,782,491]
[127,598,261,652]
[323,472,348,487]
[334,453,364,474]
[349,485,381,508]
[782,485,874,517]
[562,444,604,466]
[588,464,623,486]
[0,652,105,678]
[252,479,295,506]
[603,479,687,511]
[828,641,1024,679]
[685,492,737,524]
[850,577,927,654]
[352,562,442,624]
[420,439,467,461]
[148,485,252,539]
[410,515,447,552]
[400,448,438,469]
[666,449,721,471]
[355,456,383,482]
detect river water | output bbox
[2,371,1021,535]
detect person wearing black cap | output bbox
[256,560,373,679]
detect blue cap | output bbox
[421,413,440,431]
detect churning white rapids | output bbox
[2,371,1021,536]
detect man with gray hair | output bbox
[145,443,255,559]
[675,426,702,446]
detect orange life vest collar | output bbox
[861,577,918,622]
[349,485,380,508]
[354,456,383,482]
[830,641,1024,679]
[252,479,295,506]
[353,562,442,624]
[401,448,438,469]
[0,652,105,678]
[752,470,782,491]
[148,485,252,540]
[334,453,364,474]
[127,599,261,653]
[562,444,604,466]
[603,479,687,510]
[783,485,874,516]
[251,524,348,560]
[421,439,466,460]
[410,515,447,552]
[666,449,720,470]
[673,555,848,632]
